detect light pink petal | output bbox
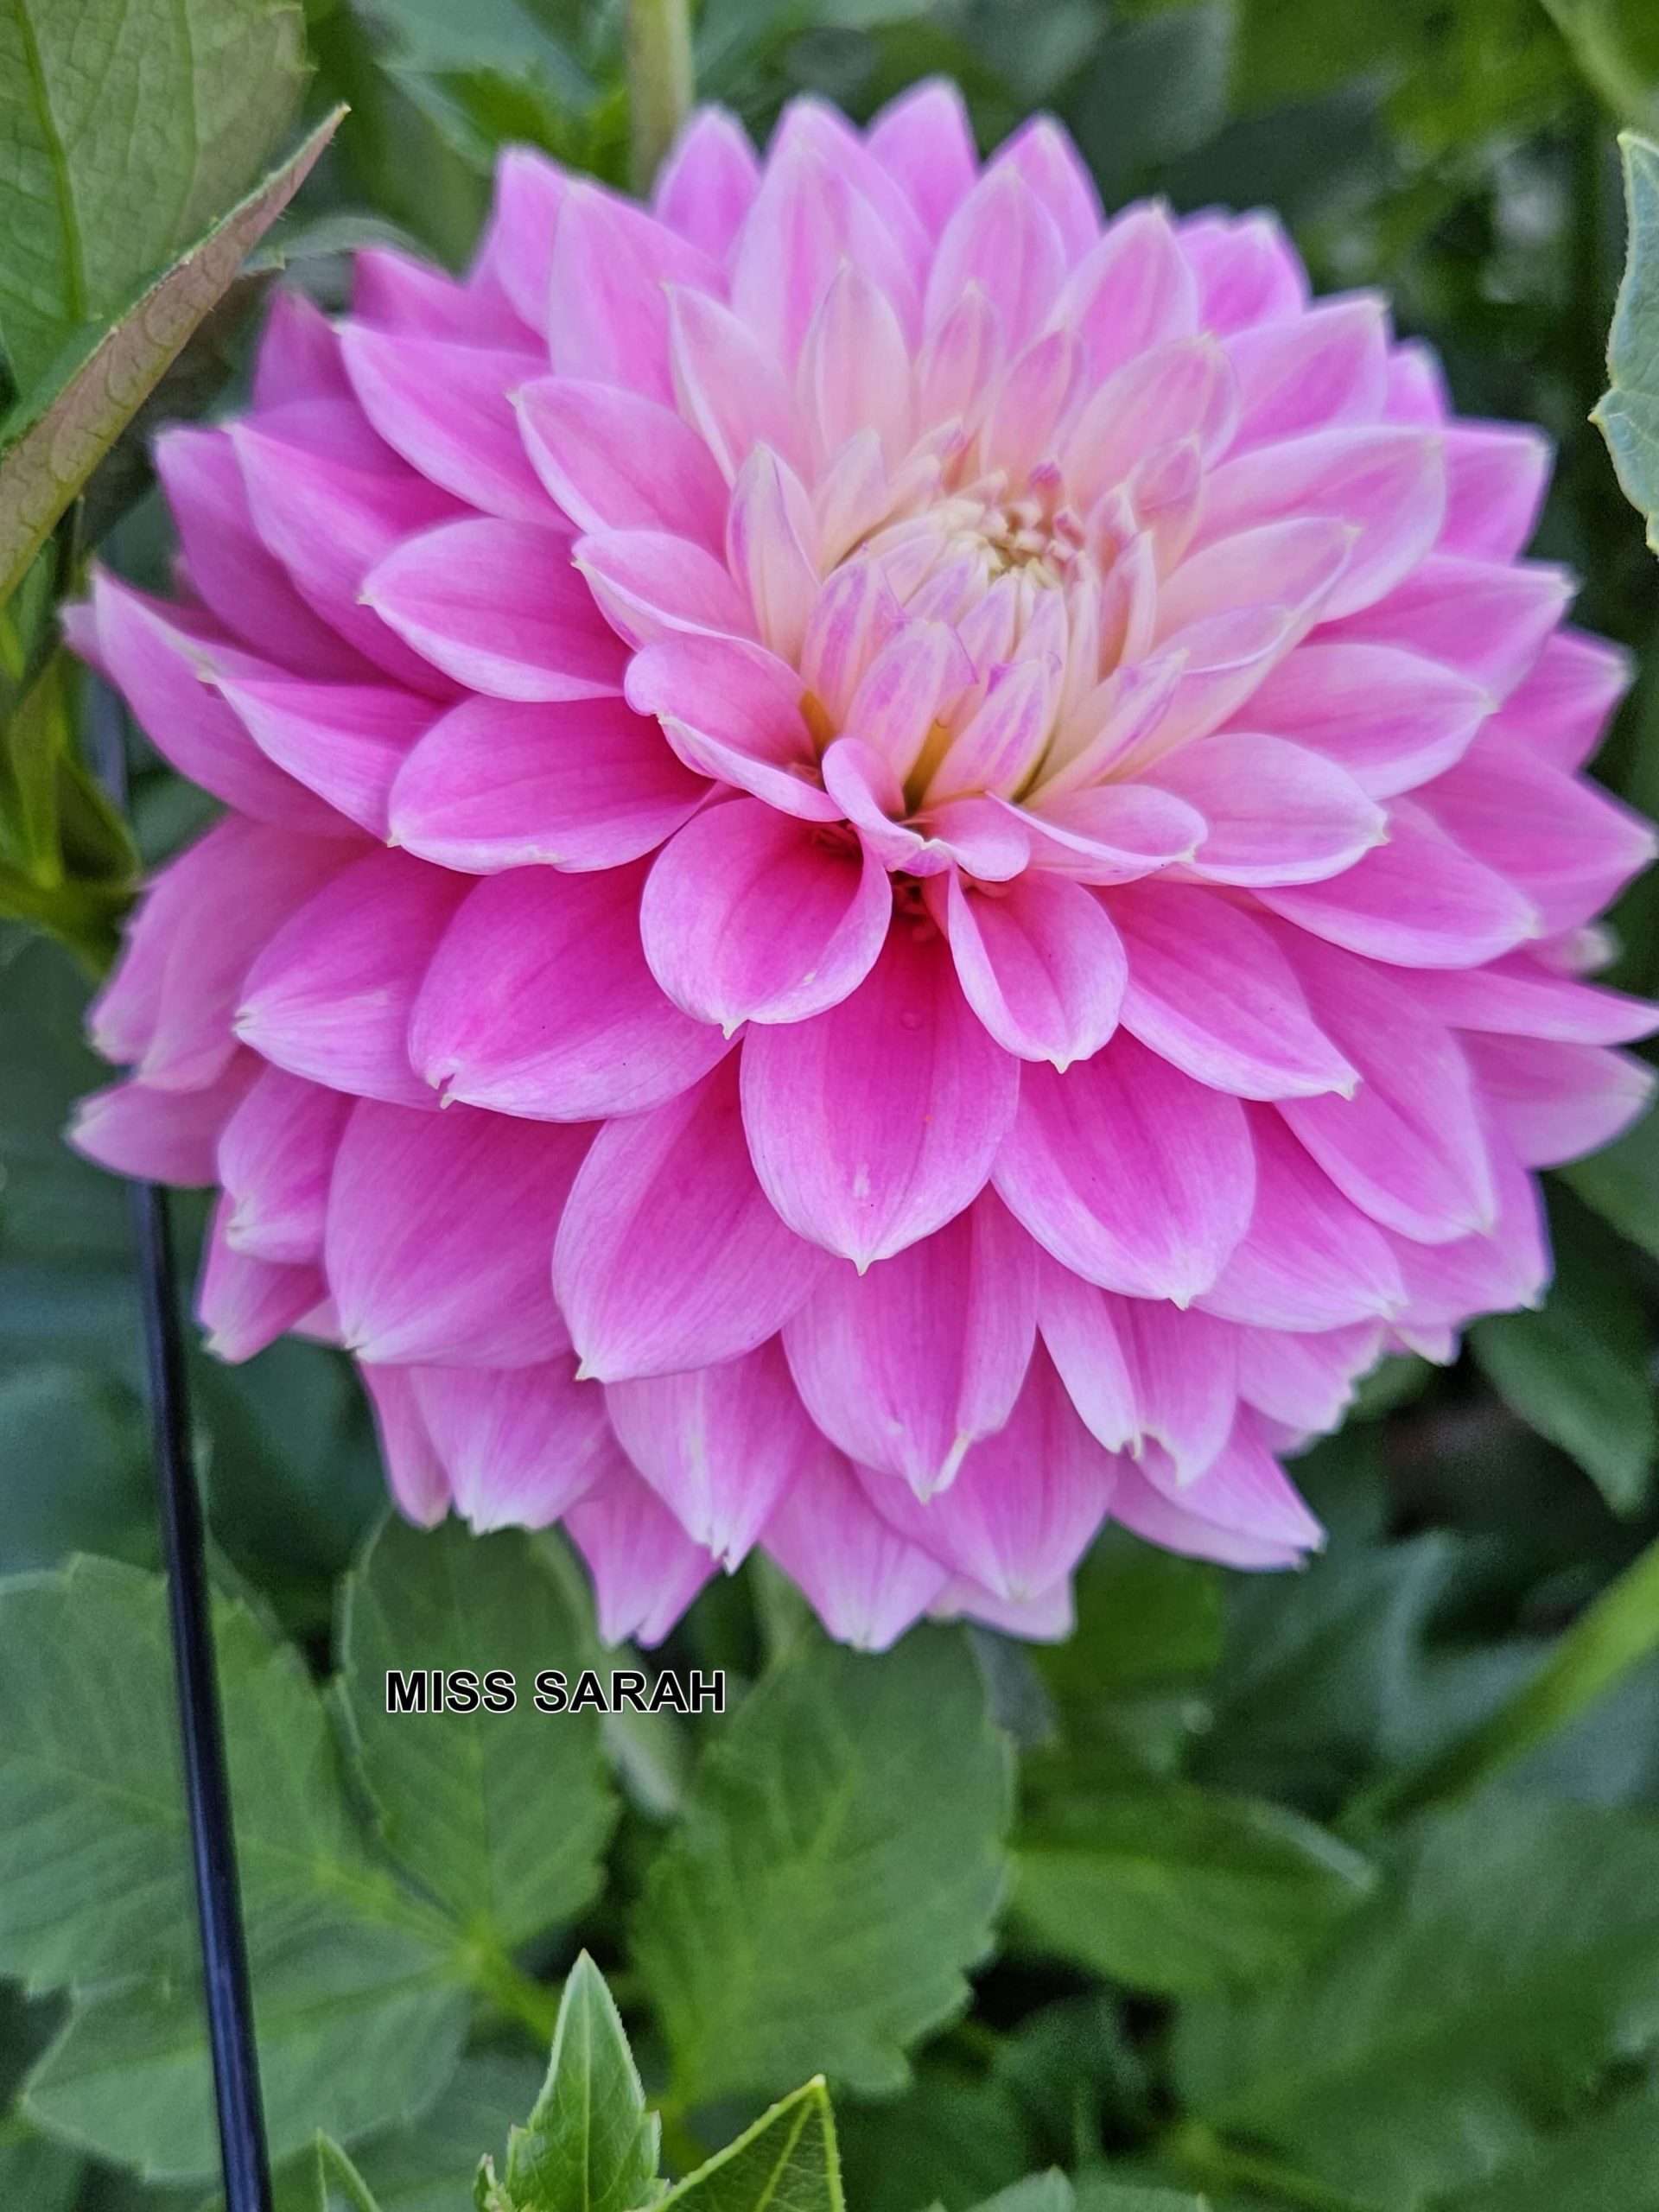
[1034,1255,1140,1452]
[941,869,1125,1068]
[761,1453,949,1653]
[566,1472,716,1648]
[1259,798,1540,966]
[1062,338,1236,511]
[1487,628,1630,772]
[727,446,820,661]
[925,166,1067,341]
[470,146,567,329]
[1465,1035,1656,1169]
[412,1358,616,1530]
[1243,640,1491,798]
[554,1058,830,1382]
[989,117,1102,257]
[198,1198,325,1363]
[936,1576,1076,1640]
[800,559,905,722]
[1274,935,1497,1241]
[641,798,890,1029]
[915,286,1005,428]
[995,1036,1255,1301]
[1150,731,1386,887]
[1408,955,1659,1045]
[70,1057,258,1189]
[607,1340,819,1566]
[90,576,345,830]
[981,327,1078,485]
[734,139,917,369]
[549,181,722,403]
[667,285,810,480]
[328,1101,587,1367]
[237,850,467,1107]
[1141,1409,1323,1548]
[927,657,1058,804]
[1325,553,1573,695]
[801,261,912,468]
[516,377,730,549]
[1063,206,1199,379]
[218,677,436,839]
[1118,1299,1237,1480]
[1440,423,1550,559]
[390,696,706,874]
[1015,783,1205,883]
[857,1345,1115,1601]
[868,79,979,240]
[1109,1456,1306,1570]
[783,1191,1037,1493]
[843,620,967,782]
[575,529,753,648]
[340,324,550,518]
[1224,295,1389,448]
[217,1065,349,1263]
[1154,516,1353,646]
[626,632,838,820]
[359,1364,450,1526]
[741,925,1020,1267]
[365,518,626,701]
[1383,340,1451,423]
[653,106,760,257]
[1113,881,1357,1101]
[1236,1323,1381,1433]
[1199,1108,1407,1332]
[411,862,731,1121]
[1179,211,1307,334]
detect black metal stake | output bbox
[94,678,275,2212]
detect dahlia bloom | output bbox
[69,86,1657,1648]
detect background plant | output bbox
[5,1,1659,2208]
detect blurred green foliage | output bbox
[5,0,1659,2208]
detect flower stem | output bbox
[1354,1526,1659,1827]
[465,1942,563,2044]
[627,0,694,195]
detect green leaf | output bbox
[1071,2188,1207,2212]
[1542,0,1659,130]
[633,1628,1011,2105]
[500,1953,660,2212]
[0,1363,154,1573]
[965,2177,1072,2212]
[338,1520,617,1947]
[1436,2075,1659,2209]
[1566,1103,1659,1261]
[0,108,341,605]
[315,2137,386,2212]
[1174,1796,1659,2209]
[0,0,305,391]
[659,2080,842,2212]
[1596,132,1659,553]
[836,2069,1031,2212]
[0,2124,81,2212]
[1471,1200,1657,1514]
[1014,1784,1374,1996]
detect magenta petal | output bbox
[554,1058,830,1381]
[1140,1410,1323,1549]
[359,1364,450,1526]
[471,146,567,328]
[626,632,839,820]
[1035,1256,1140,1452]
[340,323,550,518]
[517,377,730,548]
[1465,1034,1656,1169]
[253,289,352,410]
[365,518,626,702]
[218,1066,350,1263]
[1224,295,1389,448]
[761,1453,948,1653]
[575,528,753,647]
[741,925,1020,1266]
[566,1472,717,1648]
[71,1057,258,1189]
[1408,956,1659,1046]
[1109,1458,1306,1570]
[654,107,760,257]
[353,247,528,343]
[784,1192,1037,1492]
[1489,629,1630,773]
[391,696,706,874]
[1440,423,1550,560]
[1327,553,1573,695]
[198,1198,325,1363]
[411,863,732,1120]
[549,181,722,404]
[412,1358,616,1529]
[238,850,468,1107]
[1117,1299,1237,1480]
[995,1036,1255,1301]
[327,1101,588,1367]
[1113,882,1357,1101]
[1244,641,1491,798]
[219,677,438,839]
[607,1340,819,1565]
[1389,1131,1548,1329]
[856,1347,1115,1602]
[943,869,1126,1067]
[1237,1323,1382,1433]
[1150,732,1387,887]
[868,79,978,239]
[640,798,891,1029]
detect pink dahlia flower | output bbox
[69,86,1657,1647]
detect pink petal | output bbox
[554,1058,830,1381]
[1064,205,1200,379]
[1243,640,1491,798]
[926,166,1066,340]
[1237,1323,1382,1433]
[252,289,352,410]
[1408,955,1659,1045]
[726,446,821,660]
[1015,783,1205,883]
[741,925,1020,1266]
[237,850,467,1107]
[941,869,1126,1067]
[471,146,567,329]
[360,1364,450,1526]
[783,1191,1037,1493]
[653,107,760,257]
[1035,1255,1140,1452]
[761,1453,949,1653]
[1179,211,1307,334]
[734,139,917,370]
[1116,1299,1237,1480]
[640,798,891,1029]
[868,79,979,240]
[1389,1131,1548,1329]
[1486,628,1630,772]
[927,657,1058,805]
[1063,338,1237,511]
[70,1057,258,1188]
[990,116,1103,258]
[412,1358,616,1530]
[516,377,730,549]
[626,632,837,820]
[327,1101,588,1367]
[340,324,551,518]
[390,696,706,874]
[1326,553,1573,695]
[1465,1035,1656,1169]
[411,862,731,1121]
[198,1198,325,1363]
[607,1340,819,1566]
[1141,1410,1323,1548]
[666,285,810,480]
[1224,295,1389,448]
[566,1472,717,1647]
[218,677,437,839]
[843,620,968,782]
[1154,516,1353,646]
[353,247,527,345]
[218,1066,350,1263]
[549,181,722,404]
[994,1035,1255,1301]
[802,261,912,468]
[1114,882,1355,1100]
[1149,731,1386,887]
[1440,423,1550,559]
[575,529,753,648]
[1108,1457,1306,1570]
[365,518,626,701]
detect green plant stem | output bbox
[627,0,694,194]
[1163,2121,1370,2211]
[465,1942,563,2044]
[1354,1525,1659,1827]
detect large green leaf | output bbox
[1437,2075,1659,2209]
[0,108,340,604]
[339,1520,617,1947]
[0,2125,80,2212]
[1596,132,1659,553]
[658,2080,842,2212]
[1014,1785,1374,1996]
[1567,1104,1659,1262]
[632,1629,1012,2105]
[1174,1796,1659,2209]
[499,1954,659,2212]
[0,0,305,391]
